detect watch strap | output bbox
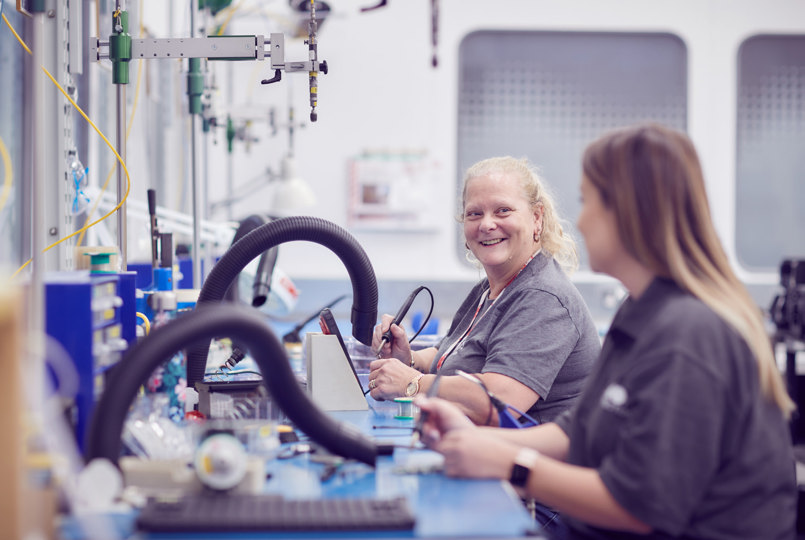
[406,373,424,396]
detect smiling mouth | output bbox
[480,239,505,246]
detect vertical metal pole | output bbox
[113,0,130,271]
[226,63,234,221]
[189,1,201,288]
[226,139,234,221]
[116,85,127,271]
[31,10,47,416]
[201,6,210,231]
[74,0,91,242]
[203,119,211,280]
[191,117,201,288]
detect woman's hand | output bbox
[438,429,521,479]
[372,314,411,363]
[367,357,419,400]
[415,397,518,479]
[414,396,475,445]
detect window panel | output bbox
[737,35,805,270]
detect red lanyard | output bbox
[435,251,539,371]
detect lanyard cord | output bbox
[436,250,540,370]
[436,288,491,370]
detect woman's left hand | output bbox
[367,357,419,400]
[434,429,520,479]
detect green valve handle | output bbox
[187,57,204,115]
[109,10,131,85]
[226,116,235,153]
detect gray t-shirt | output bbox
[431,252,600,423]
[554,278,797,540]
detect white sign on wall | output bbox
[348,151,441,233]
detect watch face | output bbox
[405,382,417,397]
[510,463,530,487]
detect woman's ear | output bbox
[533,203,544,226]
[533,204,544,242]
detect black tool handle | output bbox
[282,294,348,344]
[377,286,424,354]
[147,189,157,217]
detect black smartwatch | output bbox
[509,448,540,487]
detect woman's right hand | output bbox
[372,314,411,363]
[415,397,520,480]
[414,396,475,446]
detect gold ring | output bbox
[369,379,376,390]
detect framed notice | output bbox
[348,152,440,232]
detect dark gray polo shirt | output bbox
[431,252,600,423]
[554,278,797,540]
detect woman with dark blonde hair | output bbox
[416,124,797,540]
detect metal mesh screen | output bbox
[737,35,805,270]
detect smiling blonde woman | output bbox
[369,156,600,429]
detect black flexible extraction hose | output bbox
[85,304,379,465]
[221,215,277,369]
[251,246,279,308]
[222,214,278,308]
[186,216,378,389]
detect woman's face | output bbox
[463,173,539,279]
[577,175,623,276]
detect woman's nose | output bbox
[479,214,497,231]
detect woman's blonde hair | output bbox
[459,156,579,275]
[582,123,794,417]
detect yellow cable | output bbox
[136,312,151,335]
[0,137,12,218]
[78,0,145,247]
[11,67,132,279]
[2,13,33,55]
[216,1,242,36]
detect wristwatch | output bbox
[509,448,540,487]
[405,373,425,397]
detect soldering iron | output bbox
[375,286,429,358]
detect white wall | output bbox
[127,0,805,292]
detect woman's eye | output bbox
[497,208,512,215]
[465,211,481,219]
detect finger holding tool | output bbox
[414,386,477,448]
[374,286,426,358]
[372,315,410,360]
[412,373,442,445]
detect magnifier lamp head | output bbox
[271,156,316,215]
